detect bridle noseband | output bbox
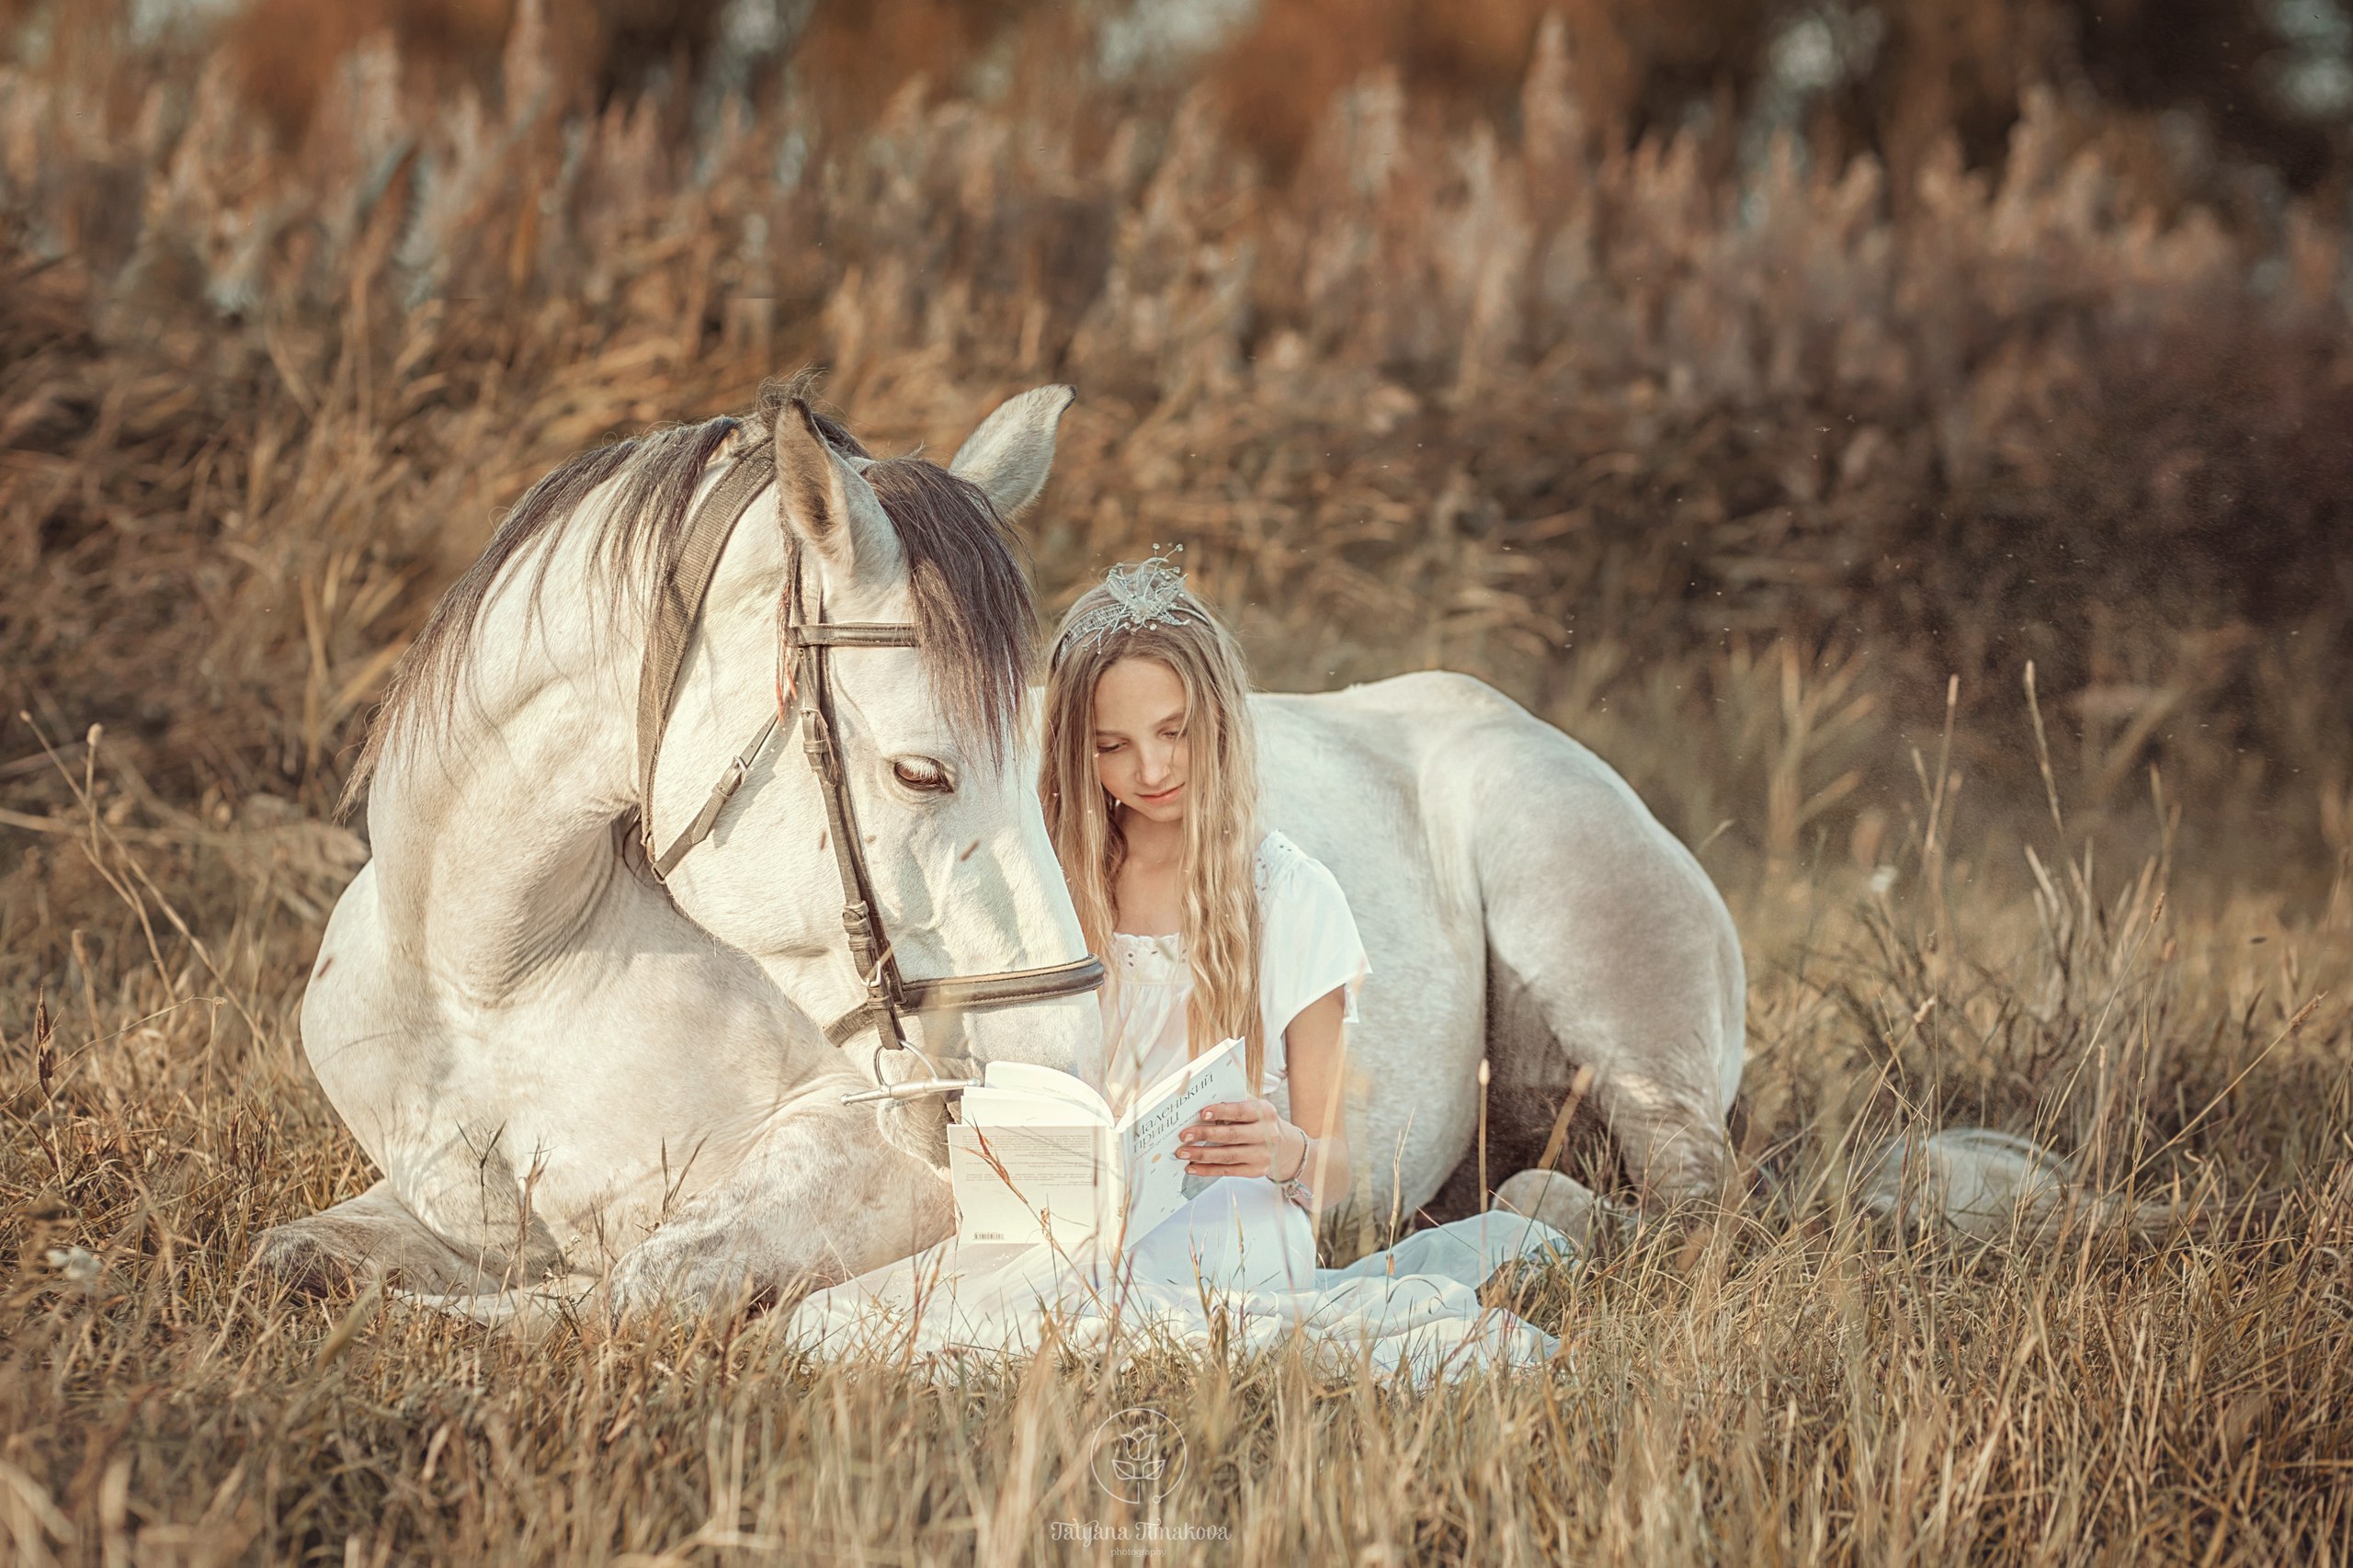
[632,437,1105,1087]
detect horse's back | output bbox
[1259,670,1679,893]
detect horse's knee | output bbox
[1597,1078,1733,1207]
[602,1113,957,1316]
[605,1248,845,1324]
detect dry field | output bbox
[6,5,2353,1562]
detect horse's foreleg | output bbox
[254,1179,532,1295]
[601,1092,956,1318]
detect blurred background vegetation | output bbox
[3,0,2350,908]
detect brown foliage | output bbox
[4,6,2349,859]
[1214,0,2347,195]
[792,0,1046,132]
[1213,0,1786,171]
[221,0,733,143]
[3,13,2352,1557]
[211,0,1051,150]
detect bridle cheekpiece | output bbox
[632,431,1106,1102]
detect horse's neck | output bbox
[368,528,644,1000]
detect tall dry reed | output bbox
[5,4,2350,1561]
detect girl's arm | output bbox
[1275,986,1354,1213]
[1176,987,1355,1215]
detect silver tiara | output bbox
[1057,550,1194,653]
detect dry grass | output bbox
[6,3,2353,1562]
[6,738,2351,1562]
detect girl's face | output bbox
[1091,655,1190,825]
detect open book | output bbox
[946,1036,1251,1255]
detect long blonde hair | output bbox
[1040,576,1267,1093]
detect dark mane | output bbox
[343,372,1036,815]
[859,455,1037,769]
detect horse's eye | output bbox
[892,758,955,796]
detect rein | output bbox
[631,438,1105,1087]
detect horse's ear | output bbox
[949,384,1074,522]
[774,396,893,578]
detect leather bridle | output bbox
[632,435,1105,1085]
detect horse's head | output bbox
[652,383,1102,1108]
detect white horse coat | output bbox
[1259,677,1744,1219]
[262,383,1744,1311]
[269,386,1102,1308]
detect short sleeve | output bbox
[1256,835,1370,1078]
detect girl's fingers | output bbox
[1180,1102,1282,1169]
[1199,1100,1274,1123]
[1183,1131,1276,1173]
[1181,1123,1277,1150]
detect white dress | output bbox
[1100,829,1370,1124]
[1106,830,1369,1297]
[784,831,1578,1386]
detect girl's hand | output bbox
[1176,1098,1302,1180]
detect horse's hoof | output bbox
[251,1225,364,1296]
[1494,1169,1608,1251]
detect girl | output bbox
[1040,554,1367,1292]
[787,553,1577,1375]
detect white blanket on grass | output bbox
[781,1176,1578,1387]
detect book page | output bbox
[974,1061,1115,1125]
[960,1085,1108,1129]
[1115,1038,1252,1245]
[946,1122,1115,1249]
[1117,1034,1245,1132]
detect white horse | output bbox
[1257,677,1745,1221]
[260,380,1744,1312]
[262,380,1105,1308]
